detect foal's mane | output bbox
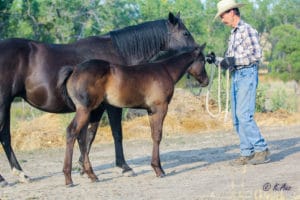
[110,20,168,61]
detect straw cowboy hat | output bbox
[214,0,245,20]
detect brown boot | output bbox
[248,149,271,165]
[229,154,254,166]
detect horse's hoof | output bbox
[19,176,32,183]
[12,168,31,183]
[122,169,136,177]
[0,180,9,187]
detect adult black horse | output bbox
[0,12,198,184]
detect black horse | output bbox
[0,12,198,184]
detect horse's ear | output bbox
[168,12,179,25]
[199,43,206,51]
[176,12,181,19]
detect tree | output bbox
[0,0,13,39]
[267,24,300,81]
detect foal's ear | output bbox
[168,12,179,25]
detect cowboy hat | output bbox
[214,0,245,20]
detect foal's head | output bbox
[187,43,209,87]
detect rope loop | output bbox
[205,63,230,122]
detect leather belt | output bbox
[235,61,259,70]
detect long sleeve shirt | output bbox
[226,19,262,66]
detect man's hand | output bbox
[220,57,236,71]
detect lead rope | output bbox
[205,63,230,122]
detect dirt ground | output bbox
[0,88,300,199]
[0,125,299,200]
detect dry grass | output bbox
[8,88,300,152]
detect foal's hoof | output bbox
[156,173,166,178]
[90,177,99,183]
[91,178,100,183]
[66,183,75,188]
[65,180,78,188]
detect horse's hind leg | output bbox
[0,100,31,183]
[0,174,8,187]
[106,104,134,175]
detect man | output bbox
[212,0,270,165]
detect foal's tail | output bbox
[57,66,76,110]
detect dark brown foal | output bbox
[58,45,208,186]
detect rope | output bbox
[186,73,202,96]
[205,63,230,122]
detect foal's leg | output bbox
[63,107,96,186]
[77,127,98,182]
[77,105,105,175]
[106,104,133,175]
[0,100,31,183]
[148,104,168,177]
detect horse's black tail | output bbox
[57,66,76,111]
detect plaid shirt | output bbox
[226,20,262,66]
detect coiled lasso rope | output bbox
[205,61,230,122]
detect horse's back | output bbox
[0,38,32,64]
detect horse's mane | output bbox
[149,47,199,63]
[110,20,168,61]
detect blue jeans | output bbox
[231,63,268,156]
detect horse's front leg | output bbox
[63,108,94,186]
[0,102,31,184]
[106,104,134,175]
[148,104,168,177]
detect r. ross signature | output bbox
[263,182,292,191]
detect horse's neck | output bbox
[72,36,122,63]
[73,36,109,55]
[164,53,194,83]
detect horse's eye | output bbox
[183,31,190,37]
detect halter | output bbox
[187,55,230,121]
